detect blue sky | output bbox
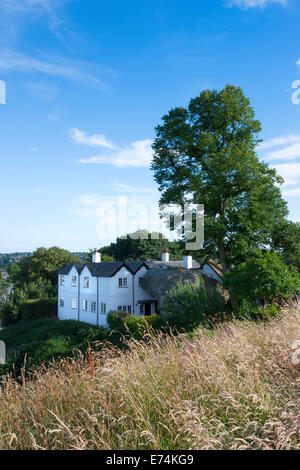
[0,0,300,252]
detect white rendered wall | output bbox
[58,266,79,321]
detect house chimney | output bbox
[183,255,193,269]
[92,248,101,263]
[162,249,169,262]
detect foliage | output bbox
[107,310,129,330]
[1,303,300,449]
[223,252,300,305]
[20,298,57,322]
[9,247,81,294]
[270,220,300,271]
[161,280,225,330]
[86,249,114,263]
[101,230,185,261]
[0,318,109,377]
[107,310,163,339]
[151,85,289,305]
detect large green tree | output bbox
[151,85,288,291]
[9,247,81,292]
[101,229,185,261]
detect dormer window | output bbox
[84,276,89,288]
[72,276,77,287]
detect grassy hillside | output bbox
[0,302,300,450]
[0,318,109,377]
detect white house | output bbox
[57,249,222,327]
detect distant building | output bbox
[58,249,222,327]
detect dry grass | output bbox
[0,303,300,450]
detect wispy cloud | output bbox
[0,0,70,14]
[69,128,115,149]
[113,182,158,195]
[25,81,58,100]
[0,49,107,89]
[73,129,153,168]
[273,162,300,187]
[259,134,300,150]
[258,134,300,161]
[227,0,287,8]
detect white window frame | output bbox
[123,277,128,287]
[123,306,127,313]
[82,299,88,311]
[60,276,65,286]
[72,275,77,287]
[72,298,77,310]
[83,276,89,288]
[91,301,96,312]
[139,304,144,314]
[59,297,64,307]
[138,277,142,287]
[101,303,106,314]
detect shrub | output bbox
[0,318,110,377]
[161,281,225,331]
[21,298,57,322]
[224,252,300,305]
[107,310,129,330]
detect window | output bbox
[59,297,64,307]
[60,276,65,286]
[118,277,128,288]
[138,277,142,287]
[101,303,106,314]
[91,301,96,312]
[72,276,77,287]
[72,298,77,309]
[139,304,144,314]
[84,276,89,288]
[128,305,132,313]
[123,306,127,313]
[118,306,122,311]
[82,299,88,311]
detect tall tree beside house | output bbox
[101,230,185,261]
[8,247,81,296]
[151,85,288,308]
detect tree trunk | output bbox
[217,242,239,312]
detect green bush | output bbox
[224,252,300,305]
[20,298,57,322]
[161,281,225,331]
[0,318,109,377]
[107,310,129,330]
[107,311,165,338]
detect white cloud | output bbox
[259,134,300,150]
[113,182,159,195]
[282,188,300,197]
[272,162,300,187]
[78,138,153,168]
[258,134,300,161]
[227,0,287,8]
[0,50,106,89]
[69,128,115,149]
[0,0,69,14]
[265,142,300,161]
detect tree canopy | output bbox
[151,85,288,276]
[100,230,185,261]
[223,252,300,305]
